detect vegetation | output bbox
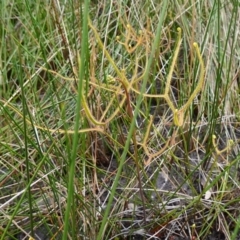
[0,0,239,239]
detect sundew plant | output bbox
[0,0,240,239]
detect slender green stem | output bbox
[62,0,89,239]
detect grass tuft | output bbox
[0,0,239,239]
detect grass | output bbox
[0,0,240,239]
